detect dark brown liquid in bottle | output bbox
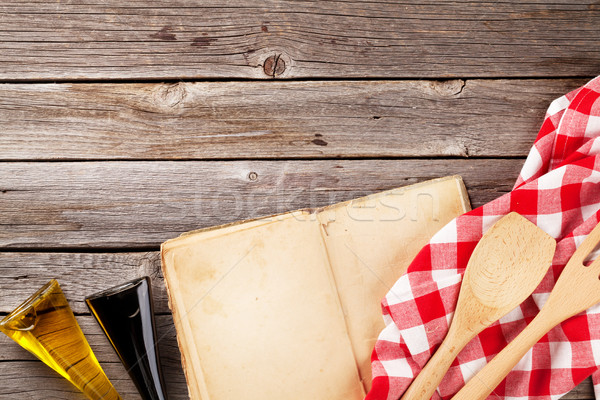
[86,277,167,400]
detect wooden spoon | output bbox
[401,212,556,400]
[451,219,600,400]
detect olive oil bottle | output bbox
[0,279,122,400]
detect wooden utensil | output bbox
[401,212,556,400]
[451,219,600,400]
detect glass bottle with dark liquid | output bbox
[86,276,168,400]
[0,279,122,400]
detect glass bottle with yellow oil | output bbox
[0,279,122,400]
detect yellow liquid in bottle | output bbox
[0,279,122,400]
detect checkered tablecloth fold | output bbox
[367,76,600,400]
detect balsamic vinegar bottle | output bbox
[86,276,168,400]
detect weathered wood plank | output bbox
[0,253,164,314]
[0,1,598,80]
[0,360,188,399]
[0,310,188,400]
[0,361,592,399]
[0,315,187,399]
[0,314,178,361]
[0,361,136,400]
[0,79,585,160]
[0,159,520,248]
[0,286,180,400]
[564,379,595,399]
[0,300,595,398]
[0,313,186,398]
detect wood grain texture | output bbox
[0,330,185,398]
[0,315,186,399]
[0,160,519,249]
[0,79,585,160]
[1,1,596,398]
[0,1,598,80]
[0,297,185,398]
[0,253,164,314]
[0,361,590,399]
[0,254,594,399]
[0,313,178,362]
[0,243,592,388]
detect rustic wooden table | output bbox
[0,1,599,399]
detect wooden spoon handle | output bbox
[451,313,551,400]
[453,220,600,400]
[401,335,464,400]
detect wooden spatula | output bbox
[451,219,600,400]
[401,212,556,400]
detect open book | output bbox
[161,176,470,399]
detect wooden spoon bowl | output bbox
[452,218,600,400]
[401,212,556,400]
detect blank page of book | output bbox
[316,176,471,390]
[161,212,365,400]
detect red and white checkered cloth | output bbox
[367,76,600,400]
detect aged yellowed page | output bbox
[162,212,365,400]
[161,176,470,399]
[316,176,470,391]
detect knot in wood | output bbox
[263,55,286,77]
[428,79,465,96]
[159,83,187,108]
